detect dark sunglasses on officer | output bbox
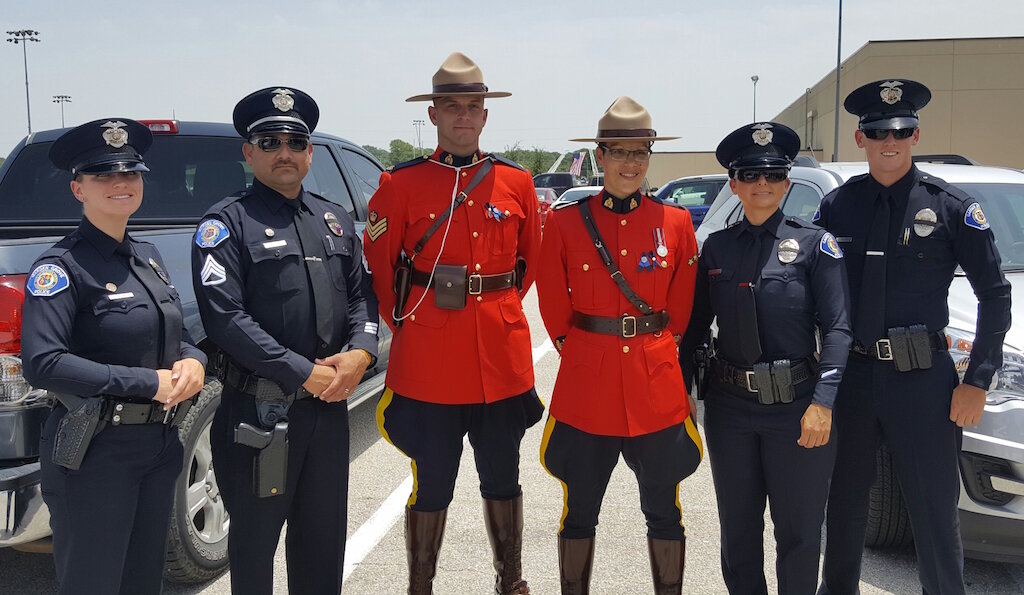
[249,135,310,152]
[733,168,789,183]
[859,127,917,141]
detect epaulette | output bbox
[919,173,973,204]
[652,195,686,210]
[552,193,597,210]
[206,190,248,215]
[785,216,816,229]
[387,155,430,173]
[37,236,78,260]
[489,153,526,171]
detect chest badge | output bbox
[913,208,937,237]
[324,212,344,236]
[777,238,800,264]
[105,282,118,292]
[965,202,990,231]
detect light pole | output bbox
[833,0,843,161]
[53,94,71,128]
[412,119,425,154]
[751,75,759,122]
[6,29,41,135]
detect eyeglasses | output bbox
[599,146,652,163]
[734,168,789,183]
[250,136,310,152]
[860,128,916,141]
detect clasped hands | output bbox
[154,358,206,410]
[305,350,372,402]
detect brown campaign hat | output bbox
[406,52,512,102]
[570,96,679,143]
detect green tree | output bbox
[362,145,390,167]
[500,143,560,176]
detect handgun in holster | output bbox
[392,254,413,327]
[692,343,712,400]
[514,256,528,292]
[233,379,294,497]
[51,393,105,471]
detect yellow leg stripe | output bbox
[684,415,704,461]
[538,414,570,535]
[376,388,420,507]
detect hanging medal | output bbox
[654,228,668,257]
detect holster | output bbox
[432,264,468,310]
[51,393,105,471]
[514,257,527,292]
[888,324,933,372]
[393,255,413,327]
[693,344,712,401]
[234,422,289,498]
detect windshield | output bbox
[961,183,1024,271]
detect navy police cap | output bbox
[48,118,152,176]
[844,79,931,130]
[716,122,800,171]
[233,86,319,138]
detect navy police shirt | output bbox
[22,216,206,399]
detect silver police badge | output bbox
[272,88,295,112]
[751,123,774,147]
[879,81,904,105]
[101,121,129,148]
[778,238,800,263]
[913,208,937,237]
[324,212,344,237]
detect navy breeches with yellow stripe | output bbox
[377,389,545,511]
[540,416,703,540]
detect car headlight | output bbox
[945,327,1024,402]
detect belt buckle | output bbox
[744,371,757,392]
[621,315,637,338]
[162,404,178,425]
[875,339,893,361]
[468,273,483,295]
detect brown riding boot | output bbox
[647,537,686,595]
[558,536,595,595]
[483,496,530,594]
[406,507,447,595]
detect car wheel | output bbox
[164,380,230,583]
[865,443,914,548]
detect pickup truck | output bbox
[0,121,392,582]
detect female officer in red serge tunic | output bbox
[363,52,542,595]
[537,96,703,595]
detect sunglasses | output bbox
[860,128,916,141]
[735,168,789,183]
[599,146,653,163]
[250,136,310,152]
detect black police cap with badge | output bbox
[232,86,319,139]
[49,118,153,176]
[716,121,800,180]
[844,79,931,131]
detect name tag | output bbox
[107,292,134,300]
[263,240,287,249]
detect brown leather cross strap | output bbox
[572,310,669,338]
[410,158,494,258]
[576,200,653,315]
[411,268,516,294]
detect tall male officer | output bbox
[191,87,379,594]
[814,79,1011,595]
[363,52,542,594]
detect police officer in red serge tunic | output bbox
[363,52,542,595]
[536,96,703,594]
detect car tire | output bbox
[163,380,230,583]
[865,443,914,548]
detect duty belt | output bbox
[572,310,669,338]
[58,396,191,426]
[713,358,815,393]
[411,268,516,294]
[223,359,315,400]
[851,330,947,361]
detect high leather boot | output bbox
[482,496,530,594]
[647,537,686,595]
[558,536,595,595]
[406,507,447,595]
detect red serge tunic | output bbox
[363,149,542,404]
[537,192,698,437]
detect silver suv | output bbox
[697,159,1024,563]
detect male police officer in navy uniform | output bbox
[191,87,379,594]
[814,79,1011,595]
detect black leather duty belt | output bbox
[411,268,515,295]
[103,398,193,426]
[223,360,314,401]
[851,331,947,361]
[572,310,669,338]
[713,358,815,393]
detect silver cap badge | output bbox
[778,238,800,263]
[751,123,774,147]
[879,81,904,105]
[272,88,295,112]
[914,208,937,237]
[101,121,129,148]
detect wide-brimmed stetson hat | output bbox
[406,52,511,102]
[570,96,679,143]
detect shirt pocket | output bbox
[892,234,955,296]
[637,248,676,301]
[707,267,734,309]
[758,266,810,312]
[93,293,149,316]
[246,239,306,296]
[407,204,444,260]
[323,234,352,292]
[484,197,525,256]
[566,249,610,309]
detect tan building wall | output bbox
[774,37,1024,168]
[647,151,723,188]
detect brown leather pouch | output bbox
[433,264,468,310]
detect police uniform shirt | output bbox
[815,165,1011,389]
[686,209,852,408]
[191,179,379,393]
[22,216,206,397]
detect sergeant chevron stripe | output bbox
[200,254,227,286]
[366,216,388,242]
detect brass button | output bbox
[620,249,628,256]
[621,219,627,226]
[504,210,510,216]
[582,264,590,271]
[410,314,416,321]
[271,487,278,494]
[475,264,481,271]
[472,231,479,238]
[445,281,453,288]
[468,200,474,206]
[461,171,467,177]
[476,296,483,302]
[622,346,630,354]
[429,213,436,220]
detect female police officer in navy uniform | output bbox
[679,123,851,594]
[21,118,206,594]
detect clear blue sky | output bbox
[2,0,1022,157]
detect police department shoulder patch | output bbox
[28,263,70,297]
[195,219,230,248]
[964,202,990,230]
[811,207,821,223]
[820,232,843,259]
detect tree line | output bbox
[362,140,598,178]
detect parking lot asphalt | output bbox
[3,289,1024,593]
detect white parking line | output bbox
[343,338,556,580]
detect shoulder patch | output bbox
[819,232,843,259]
[490,153,527,171]
[195,219,230,248]
[388,155,429,173]
[27,263,70,297]
[964,202,990,230]
[811,207,821,222]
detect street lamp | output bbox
[412,119,425,154]
[53,95,72,128]
[6,29,41,135]
[751,75,759,122]
[833,0,843,161]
